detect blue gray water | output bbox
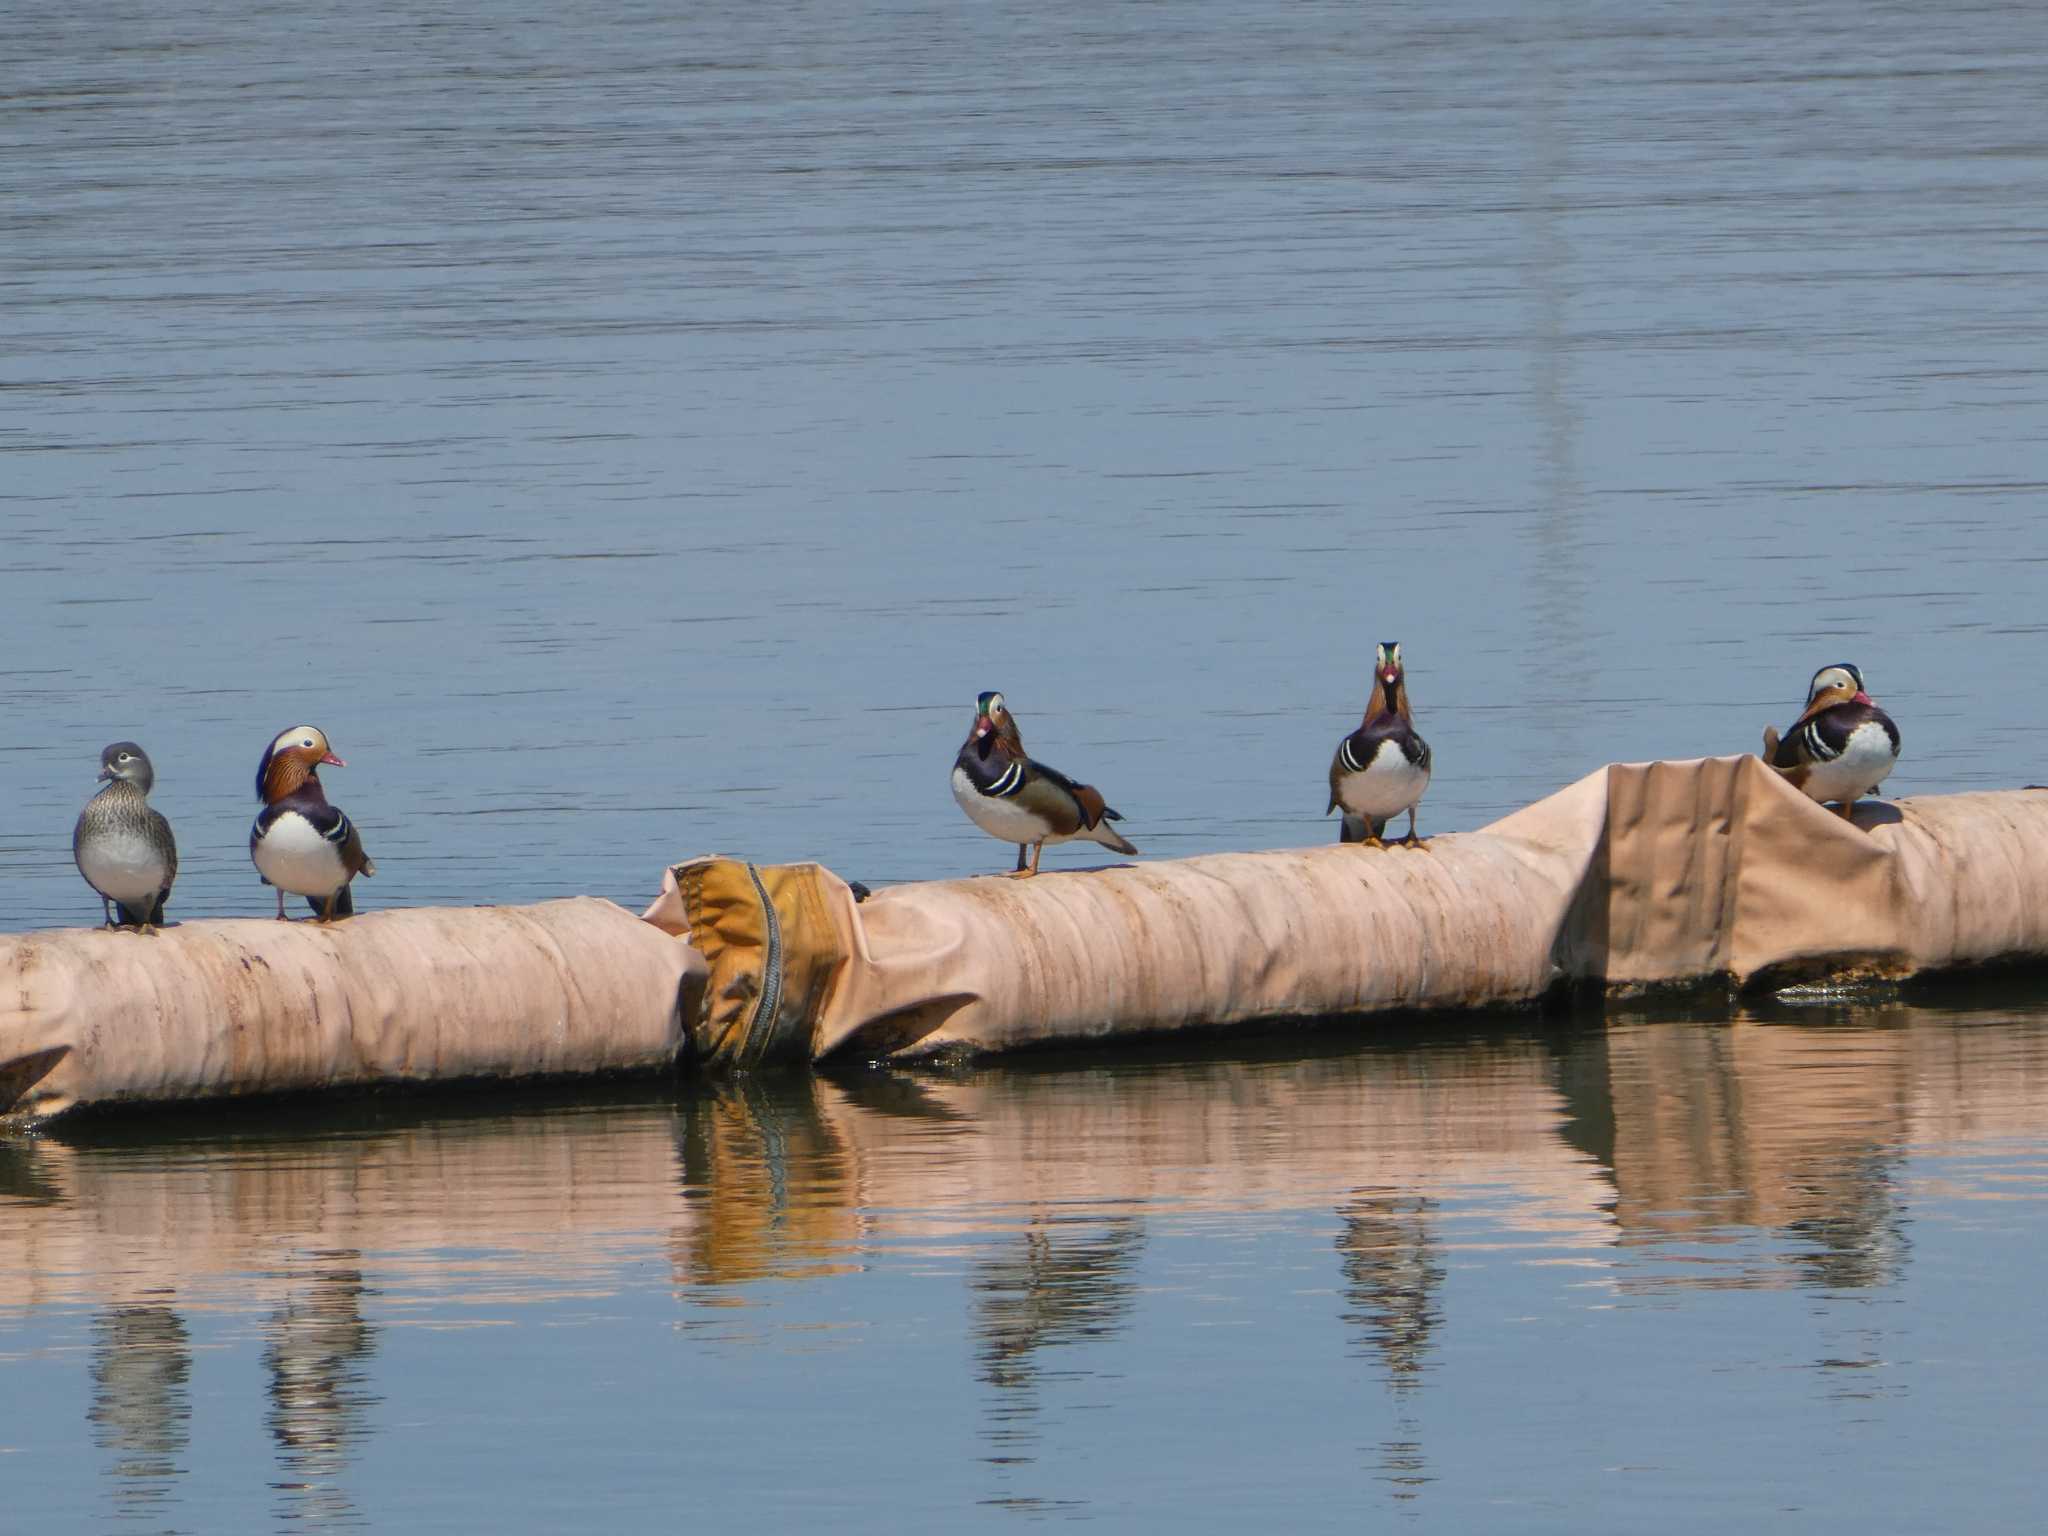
[6,0,2048,921]
[6,0,2048,1527]
[7,1002,2048,1531]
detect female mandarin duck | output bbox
[1762,662,1900,821]
[951,690,1138,877]
[1326,641,1432,848]
[251,725,376,920]
[73,741,179,930]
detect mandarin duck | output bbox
[1761,662,1900,821]
[951,690,1138,877]
[1326,641,1432,848]
[251,725,376,920]
[72,741,178,930]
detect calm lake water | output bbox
[8,999,2048,1531]
[6,0,2048,1527]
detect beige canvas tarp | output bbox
[645,755,2048,1066]
[0,898,700,1121]
[8,755,2048,1120]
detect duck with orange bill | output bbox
[250,725,377,920]
[1761,663,1901,822]
[950,690,1137,877]
[1326,641,1433,848]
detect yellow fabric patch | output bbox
[671,858,848,1068]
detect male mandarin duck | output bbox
[1326,641,1432,848]
[951,690,1137,877]
[1761,662,1901,821]
[251,725,376,920]
[73,741,178,930]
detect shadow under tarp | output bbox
[644,756,2048,1067]
[1,898,700,1122]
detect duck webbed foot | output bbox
[1004,842,1046,878]
[1339,812,1387,848]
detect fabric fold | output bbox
[641,759,2048,1062]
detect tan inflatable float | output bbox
[6,755,2048,1119]
[645,755,2048,1065]
[0,898,701,1121]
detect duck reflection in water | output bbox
[972,1213,1144,1512]
[1338,1189,1444,1386]
[1781,1147,1908,1293]
[89,1300,191,1522]
[972,1216,1145,1395]
[265,1254,377,1528]
[1337,1190,1444,1504]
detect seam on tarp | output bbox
[741,862,785,1067]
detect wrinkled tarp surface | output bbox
[10,756,2048,1118]
[0,898,699,1121]
[644,756,2048,1066]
